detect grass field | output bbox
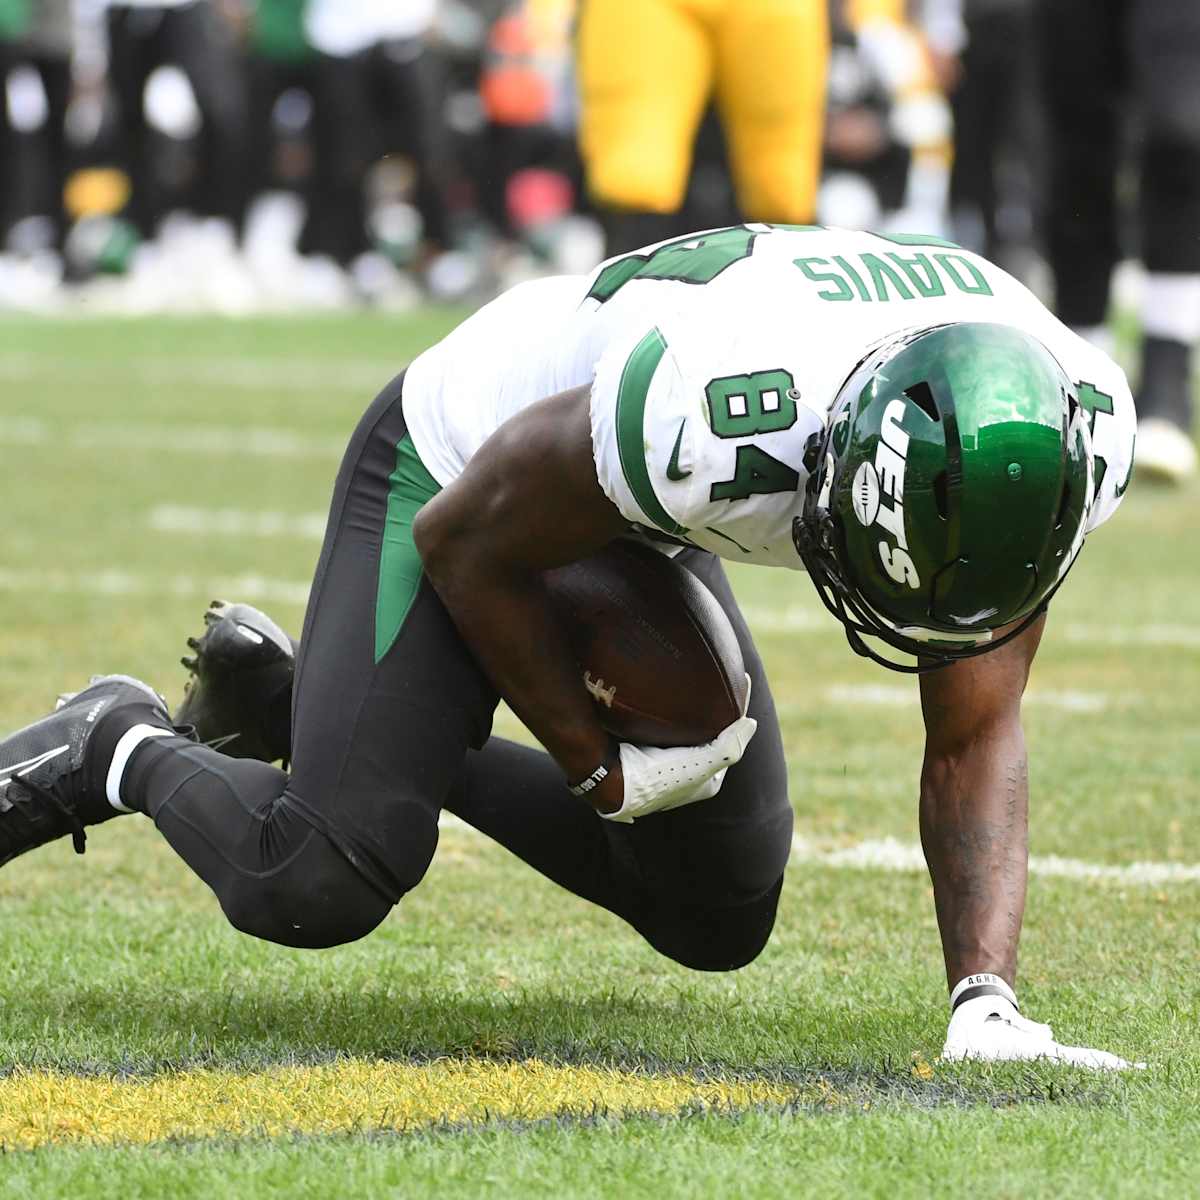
[0,313,1197,1197]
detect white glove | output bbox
[942,994,1143,1071]
[601,675,756,824]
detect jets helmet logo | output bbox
[851,462,881,527]
[862,399,921,589]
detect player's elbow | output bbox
[413,498,473,601]
[414,476,512,597]
[412,497,449,569]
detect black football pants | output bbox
[106,2,249,235]
[124,373,794,970]
[302,41,454,263]
[1040,0,1200,325]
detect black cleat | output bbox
[0,675,170,868]
[174,600,296,765]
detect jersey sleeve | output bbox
[1050,336,1136,533]
[1080,360,1136,533]
[589,323,701,537]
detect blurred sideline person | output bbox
[1041,0,1200,482]
[105,0,248,243]
[0,1,37,247]
[818,0,955,238]
[577,0,830,256]
[0,0,71,254]
[243,0,314,212]
[0,0,74,308]
[578,0,951,259]
[926,0,1043,277]
[302,0,457,277]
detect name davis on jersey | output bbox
[851,399,921,589]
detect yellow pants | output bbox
[578,0,829,222]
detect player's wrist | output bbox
[948,973,1019,1013]
[564,734,623,811]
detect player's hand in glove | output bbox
[601,675,756,824]
[942,976,1143,1071]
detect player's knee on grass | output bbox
[640,876,784,972]
[217,831,393,950]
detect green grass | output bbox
[1,313,1198,1197]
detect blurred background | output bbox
[0,0,1196,478]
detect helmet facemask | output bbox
[793,324,1096,674]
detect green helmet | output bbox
[792,322,1095,672]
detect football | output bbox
[543,539,748,748]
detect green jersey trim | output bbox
[375,433,442,664]
[615,329,689,538]
[0,0,31,38]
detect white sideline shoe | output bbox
[1136,417,1197,483]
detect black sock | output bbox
[117,731,203,816]
[84,700,177,822]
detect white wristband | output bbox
[949,973,1019,1013]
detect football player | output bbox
[578,0,948,256]
[0,225,1138,1068]
[578,0,831,254]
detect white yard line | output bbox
[823,683,1112,713]
[436,814,1200,887]
[0,353,396,392]
[2,564,1193,669]
[149,505,327,540]
[787,835,1200,886]
[1062,622,1200,649]
[741,605,1200,651]
[0,567,310,606]
[0,416,343,459]
[0,558,1187,886]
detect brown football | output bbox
[543,539,748,748]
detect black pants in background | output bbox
[1040,0,1200,326]
[303,40,454,264]
[0,47,70,247]
[106,1,248,235]
[950,1,1042,264]
[124,373,794,970]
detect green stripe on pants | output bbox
[375,434,442,663]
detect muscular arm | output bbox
[412,385,630,812]
[918,615,1045,990]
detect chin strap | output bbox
[792,513,1068,674]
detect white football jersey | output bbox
[402,225,1135,571]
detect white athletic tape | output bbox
[106,724,173,813]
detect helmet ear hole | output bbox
[1066,389,1080,424]
[932,470,950,520]
[1054,480,1073,529]
[905,381,940,422]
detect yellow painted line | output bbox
[0,1059,800,1150]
